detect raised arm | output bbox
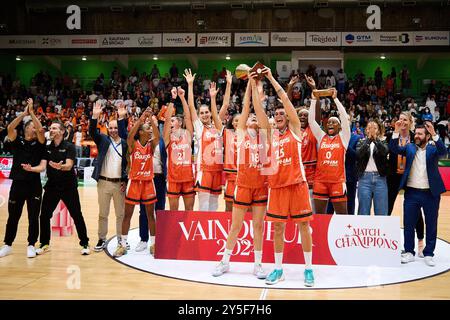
[237,80,252,131]
[308,94,325,142]
[251,74,270,130]
[90,100,104,145]
[286,75,299,101]
[219,70,233,121]
[127,109,148,152]
[149,110,160,150]
[183,68,198,123]
[27,98,45,144]
[7,109,28,142]
[163,88,177,146]
[389,120,407,156]
[263,66,300,134]
[178,86,193,136]
[305,75,321,124]
[333,88,350,148]
[117,102,128,139]
[209,82,223,131]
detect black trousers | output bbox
[4,180,42,246]
[39,183,89,246]
[387,173,424,240]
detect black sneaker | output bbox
[94,239,106,252]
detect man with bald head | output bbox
[90,101,128,252]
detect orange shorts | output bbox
[195,171,223,195]
[313,181,347,202]
[167,181,195,198]
[233,185,268,209]
[267,182,313,222]
[224,179,236,202]
[125,179,157,205]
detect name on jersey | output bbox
[171,143,190,151]
[133,151,152,161]
[205,131,220,139]
[243,141,265,150]
[272,136,290,148]
[320,142,340,150]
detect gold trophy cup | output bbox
[313,89,334,98]
[235,61,267,80]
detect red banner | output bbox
[155,210,336,265]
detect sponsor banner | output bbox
[413,31,450,46]
[0,157,13,178]
[271,32,306,47]
[0,35,39,48]
[342,32,378,46]
[67,35,99,48]
[163,33,195,47]
[38,35,68,48]
[377,32,414,46]
[99,34,162,48]
[234,33,269,47]
[306,32,341,46]
[197,33,231,47]
[155,211,400,267]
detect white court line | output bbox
[259,288,268,300]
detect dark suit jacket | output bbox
[389,135,447,197]
[89,118,128,182]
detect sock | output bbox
[254,250,262,265]
[209,194,219,211]
[121,235,127,246]
[222,249,232,264]
[275,252,283,270]
[304,251,312,270]
[149,236,155,246]
[198,192,210,211]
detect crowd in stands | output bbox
[0,62,449,156]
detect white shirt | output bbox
[153,144,163,174]
[365,142,378,172]
[99,138,122,179]
[74,132,83,146]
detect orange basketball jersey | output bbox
[315,134,346,183]
[128,141,154,181]
[301,126,318,186]
[268,128,306,188]
[197,125,223,172]
[223,129,238,179]
[236,131,268,189]
[167,129,194,183]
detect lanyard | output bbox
[109,137,123,158]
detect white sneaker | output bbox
[27,245,36,258]
[0,245,12,258]
[212,261,230,277]
[135,241,148,252]
[401,252,415,264]
[253,263,267,279]
[424,256,436,267]
[80,245,91,255]
[36,244,50,255]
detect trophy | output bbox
[312,89,334,98]
[235,61,267,80]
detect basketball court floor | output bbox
[0,179,449,300]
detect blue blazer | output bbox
[345,133,360,184]
[89,118,128,182]
[389,136,447,197]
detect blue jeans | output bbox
[357,172,388,216]
[403,188,439,257]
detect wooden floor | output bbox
[0,179,449,300]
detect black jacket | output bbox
[356,137,389,178]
